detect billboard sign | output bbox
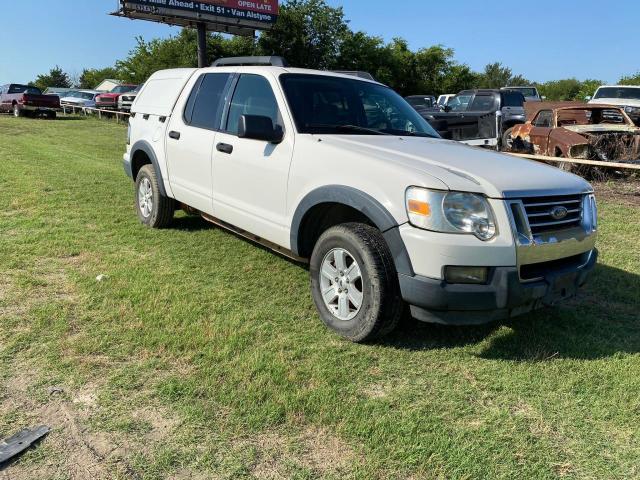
[118,0,279,36]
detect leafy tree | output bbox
[619,72,640,85]
[537,78,583,101]
[440,64,480,94]
[78,67,120,89]
[576,79,605,101]
[31,66,71,91]
[478,63,513,89]
[258,0,349,69]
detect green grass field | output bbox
[1,115,639,480]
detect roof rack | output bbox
[331,71,376,81]
[212,56,289,67]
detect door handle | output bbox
[169,131,181,140]
[216,142,233,154]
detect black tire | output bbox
[501,127,514,152]
[135,164,175,228]
[47,111,56,120]
[310,223,403,342]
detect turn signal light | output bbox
[407,199,431,217]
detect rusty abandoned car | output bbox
[508,104,640,165]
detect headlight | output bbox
[405,187,497,241]
[625,106,640,114]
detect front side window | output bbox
[184,73,231,130]
[226,74,280,135]
[533,110,553,127]
[280,74,439,137]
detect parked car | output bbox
[60,90,100,110]
[589,85,640,126]
[118,84,143,112]
[0,84,60,118]
[405,95,438,114]
[501,86,543,102]
[95,84,138,111]
[425,89,526,148]
[123,57,597,342]
[509,104,640,165]
[437,94,455,107]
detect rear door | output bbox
[212,73,295,247]
[165,72,232,213]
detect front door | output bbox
[528,110,554,155]
[165,72,232,213]
[212,73,294,247]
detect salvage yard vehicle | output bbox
[0,84,60,118]
[405,95,438,114]
[60,90,101,111]
[589,85,640,126]
[118,84,143,112]
[501,86,543,102]
[437,94,455,108]
[96,84,138,110]
[424,89,526,149]
[123,57,598,342]
[508,104,640,167]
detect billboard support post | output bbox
[197,23,207,68]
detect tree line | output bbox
[30,0,639,100]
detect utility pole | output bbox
[197,22,207,68]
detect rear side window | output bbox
[184,73,231,130]
[226,75,280,135]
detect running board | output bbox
[200,213,308,264]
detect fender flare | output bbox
[290,185,414,276]
[129,140,168,197]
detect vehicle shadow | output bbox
[379,264,640,360]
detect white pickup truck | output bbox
[123,57,598,342]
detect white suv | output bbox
[123,57,598,342]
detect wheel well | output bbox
[296,203,375,259]
[131,149,152,180]
[554,146,564,157]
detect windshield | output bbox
[448,95,472,111]
[594,87,640,100]
[507,87,538,98]
[111,85,136,94]
[280,74,440,137]
[502,91,525,107]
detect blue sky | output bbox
[0,0,638,86]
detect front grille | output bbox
[521,194,583,234]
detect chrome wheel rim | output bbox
[319,248,364,321]
[138,178,153,218]
[13,106,19,117]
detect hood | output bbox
[564,124,640,134]
[590,98,640,108]
[319,136,592,198]
[97,93,120,99]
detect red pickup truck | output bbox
[0,84,61,118]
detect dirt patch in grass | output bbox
[593,179,640,207]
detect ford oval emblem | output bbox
[550,206,569,220]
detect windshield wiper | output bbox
[381,129,440,139]
[305,124,390,135]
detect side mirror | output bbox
[541,96,547,101]
[585,96,592,101]
[238,115,284,143]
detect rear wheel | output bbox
[13,104,21,118]
[310,223,403,343]
[135,165,175,228]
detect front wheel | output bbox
[135,165,175,228]
[501,127,514,152]
[310,223,403,343]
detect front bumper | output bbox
[401,249,597,325]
